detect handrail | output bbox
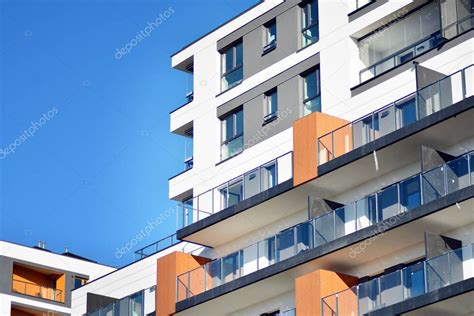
[318,64,473,166]
[134,233,179,260]
[12,278,63,302]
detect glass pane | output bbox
[296,221,314,253]
[448,247,465,285]
[318,133,332,164]
[322,294,337,316]
[244,169,260,199]
[235,42,243,67]
[276,228,295,262]
[332,124,352,159]
[380,270,403,308]
[241,244,259,276]
[258,238,276,269]
[396,97,417,128]
[130,291,143,316]
[207,260,222,290]
[314,212,335,246]
[189,267,205,297]
[235,110,243,135]
[417,83,441,119]
[426,252,450,292]
[337,287,358,316]
[223,48,233,73]
[422,166,445,203]
[177,274,189,301]
[403,262,425,299]
[378,105,396,137]
[222,252,240,283]
[221,135,243,160]
[356,195,377,229]
[228,179,243,207]
[304,95,321,115]
[261,162,276,191]
[222,115,233,142]
[399,175,421,212]
[358,279,380,314]
[335,204,356,239]
[446,155,469,194]
[377,183,399,221]
[222,67,243,90]
[303,70,317,100]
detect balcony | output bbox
[322,244,474,315]
[348,0,375,14]
[86,290,145,316]
[178,152,293,228]
[12,279,63,303]
[319,65,474,167]
[176,150,474,303]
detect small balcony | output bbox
[322,243,474,315]
[177,152,293,228]
[318,64,474,166]
[86,290,145,316]
[176,149,473,302]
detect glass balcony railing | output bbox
[134,233,179,260]
[86,290,144,316]
[177,151,473,302]
[12,279,63,302]
[322,243,474,315]
[318,64,474,166]
[178,152,293,228]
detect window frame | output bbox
[263,19,277,54]
[221,108,243,146]
[221,40,243,90]
[264,88,278,123]
[301,66,321,113]
[301,0,319,47]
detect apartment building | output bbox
[167,0,474,315]
[70,0,474,315]
[0,241,115,316]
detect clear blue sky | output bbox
[0,0,256,267]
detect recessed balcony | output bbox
[11,263,65,303]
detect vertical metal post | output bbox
[461,67,467,98]
[335,293,339,316]
[257,241,260,271]
[294,226,298,256]
[423,261,428,294]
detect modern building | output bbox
[71,0,474,315]
[0,240,115,316]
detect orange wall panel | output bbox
[156,252,211,316]
[295,269,358,316]
[293,112,350,186]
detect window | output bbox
[221,40,243,91]
[263,19,277,54]
[396,97,417,128]
[74,277,87,289]
[220,179,243,209]
[302,67,321,116]
[264,88,278,122]
[261,311,280,316]
[184,128,193,170]
[301,0,319,47]
[221,109,243,160]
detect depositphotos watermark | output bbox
[0,106,59,159]
[115,207,175,259]
[115,7,175,60]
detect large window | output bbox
[221,40,243,91]
[264,88,278,122]
[221,109,243,160]
[301,0,319,47]
[263,19,277,54]
[302,67,321,116]
[359,2,441,82]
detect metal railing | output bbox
[318,64,474,166]
[178,152,294,228]
[134,233,179,260]
[86,289,145,316]
[177,151,474,302]
[12,279,63,302]
[322,243,474,315]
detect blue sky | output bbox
[0,0,256,267]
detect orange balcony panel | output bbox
[295,269,358,316]
[293,112,349,186]
[156,252,211,316]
